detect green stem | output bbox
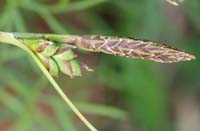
[0,32,98,131]
[31,51,98,131]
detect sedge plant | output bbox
[0,31,195,131]
[0,0,193,131]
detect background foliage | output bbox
[0,0,200,131]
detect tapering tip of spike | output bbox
[74,35,196,63]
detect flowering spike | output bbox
[6,32,195,77]
[68,35,195,63]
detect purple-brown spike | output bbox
[70,35,195,63]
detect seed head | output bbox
[72,35,195,63]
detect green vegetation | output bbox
[0,0,199,131]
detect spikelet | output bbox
[25,39,81,77]
[9,33,195,77]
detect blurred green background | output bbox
[0,0,200,131]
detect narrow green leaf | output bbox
[50,98,77,131]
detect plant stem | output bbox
[0,32,98,131]
[31,52,98,131]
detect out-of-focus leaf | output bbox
[50,97,77,131]
[184,0,200,31]
[34,110,60,131]
[14,10,27,32]
[11,77,47,131]
[0,87,23,114]
[48,0,108,13]
[76,102,128,120]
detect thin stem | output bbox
[0,32,98,131]
[31,53,98,131]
